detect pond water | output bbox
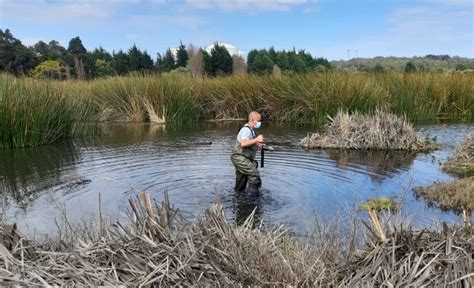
[0,122,472,236]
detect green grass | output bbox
[0,74,95,149]
[359,197,400,211]
[2,71,473,148]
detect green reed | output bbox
[2,71,473,148]
[0,74,95,149]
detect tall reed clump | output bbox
[299,109,436,151]
[91,74,201,123]
[194,71,473,123]
[0,74,95,149]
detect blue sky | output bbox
[1,0,472,60]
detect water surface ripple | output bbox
[0,122,472,235]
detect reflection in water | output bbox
[0,122,472,236]
[0,142,78,208]
[232,191,263,227]
[326,149,417,182]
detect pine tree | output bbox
[249,53,273,74]
[112,50,130,75]
[176,41,188,67]
[201,49,212,75]
[209,43,233,76]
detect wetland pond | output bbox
[1,121,472,236]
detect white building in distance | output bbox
[205,43,244,58]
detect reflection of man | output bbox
[231,111,264,196]
[234,191,263,227]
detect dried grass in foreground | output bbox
[0,193,472,286]
[300,109,436,151]
[443,135,474,177]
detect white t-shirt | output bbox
[237,124,255,142]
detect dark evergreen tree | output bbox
[141,51,154,70]
[201,49,212,75]
[176,41,188,67]
[67,36,87,56]
[0,29,37,75]
[268,47,278,63]
[66,36,88,79]
[246,49,259,73]
[34,40,67,62]
[249,53,274,74]
[128,44,143,71]
[112,50,130,75]
[162,49,176,72]
[404,61,417,73]
[209,43,233,76]
[276,51,290,70]
[287,51,306,73]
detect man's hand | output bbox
[256,135,264,143]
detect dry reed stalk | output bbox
[0,193,471,286]
[300,109,436,151]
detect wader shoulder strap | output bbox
[238,124,255,139]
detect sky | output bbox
[0,0,472,60]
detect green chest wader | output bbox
[231,125,261,192]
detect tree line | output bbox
[332,55,474,73]
[0,29,333,80]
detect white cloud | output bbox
[1,0,113,25]
[128,14,205,30]
[185,0,317,12]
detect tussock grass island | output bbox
[415,135,474,212]
[414,177,474,212]
[1,71,473,148]
[0,193,472,286]
[299,109,436,151]
[443,135,474,177]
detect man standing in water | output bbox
[231,111,264,196]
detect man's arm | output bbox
[240,135,264,148]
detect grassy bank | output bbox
[0,193,471,286]
[1,71,473,148]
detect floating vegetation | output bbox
[358,197,399,211]
[0,193,471,286]
[443,135,474,177]
[299,109,437,151]
[414,177,474,212]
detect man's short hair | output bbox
[249,111,261,121]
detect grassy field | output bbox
[1,71,473,148]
